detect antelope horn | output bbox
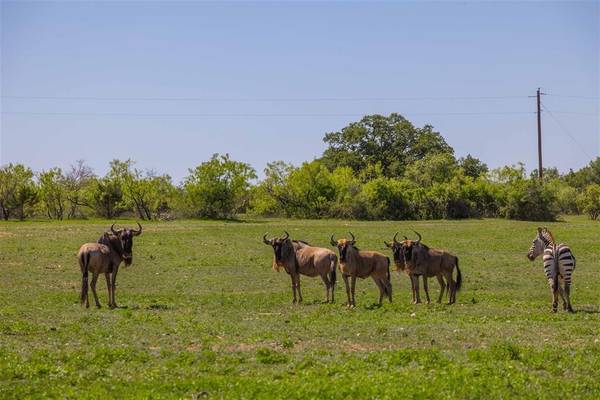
[282,231,290,240]
[263,233,271,245]
[393,232,399,243]
[132,222,142,236]
[413,230,422,243]
[404,235,409,240]
[349,232,356,242]
[330,234,337,247]
[110,223,119,235]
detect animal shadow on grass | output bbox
[146,303,172,311]
[364,303,383,310]
[574,305,600,314]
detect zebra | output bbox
[527,227,575,313]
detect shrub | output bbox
[577,184,600,220]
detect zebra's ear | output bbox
[537,227,543,234]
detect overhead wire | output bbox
[541,102,595,159]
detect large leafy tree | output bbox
[107,159,176,220]
[38,168,68,220]
[458,154,488,179]
[0,163,38,220]
[183,154,256,219]
[321,113,453,177]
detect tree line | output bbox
[2,113,600,222]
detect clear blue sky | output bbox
[1,1,598,182]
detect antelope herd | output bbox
[77,224,575,312]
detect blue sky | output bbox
[1,1,598,182]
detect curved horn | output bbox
[263,233,271,245]
[348,232,356,242]
[282,231,290,240]
[404,235,409,240]
[132,222,142,236]
[393,232,399,243]
[110,223,119,235]
[330,234,337,247]
[412,230,422,243]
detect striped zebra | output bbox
[527,227,575,313]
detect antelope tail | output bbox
[455,256,462,292]
[329,254,337,287]
[79,252,90,305]
[386,257,391,282]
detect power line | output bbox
[0,110,535,117]
[546,94,600,100]
[541,102,594,160]
[1,94,529,102]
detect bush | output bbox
[577,184,600,220]
[502,180,558,221]
[183,154,256,219]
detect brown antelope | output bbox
[263,231,338,304]
[330,232,392,308]
[399,231,461,305]
[77,223,142,308]
[385,232,447,304]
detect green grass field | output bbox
[1,217,600,399]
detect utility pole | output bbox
[534,88,545,180]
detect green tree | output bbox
[38,168,68,220]
[279,161,336,218]
[502,179,558,221]
[249,161,293,216]
[183,154,256,219]
[0,163,38,220]
[405,152,458,187]
[564,157,600,189]
[577,184,600,220]
[107,159,176,220]
[321,113,453,177]
[88,177,124,219]
[458,154,489,179]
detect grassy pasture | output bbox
[1,217,600,399]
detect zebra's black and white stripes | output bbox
[527,227,575,313]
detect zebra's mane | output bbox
[539,228,556,247]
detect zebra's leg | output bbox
[564,281,574,313]
[548,278,558,313]
[556,280,567,310]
